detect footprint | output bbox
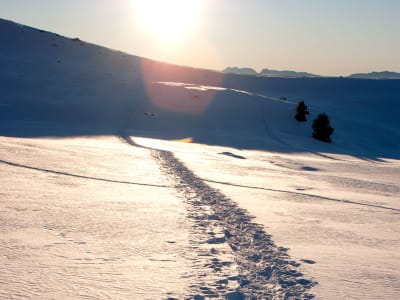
[218,152,246,160]
[207,237,225,244]
[295,187,312,191]
[301,259,316,264]
[301,166,319,171]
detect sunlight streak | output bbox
[172,137,193,143]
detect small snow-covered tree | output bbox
[312,113,334,142]
[295,101,310,122]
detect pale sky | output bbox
[1,0,399,76]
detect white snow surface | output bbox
[134,137,400,299]
[1,18,400,299]
[0,135,193,299]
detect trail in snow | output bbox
[155,149,316,299]
[120,134,317,299]
[124,133,399,213]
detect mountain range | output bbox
[223,67,400,79]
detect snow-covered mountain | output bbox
[1,18,400,299]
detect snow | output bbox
[1,18,400,299]
[0,135,192,299]
[141,138,399,299]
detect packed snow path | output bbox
[122,134,316,299]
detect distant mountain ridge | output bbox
[223,67,319,78]
[224,67,400,79]
[348,71,400,79]
[260,68,319,78]
[223,67,258,76]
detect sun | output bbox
[133,0,202,43]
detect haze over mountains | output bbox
[223,66,400,79]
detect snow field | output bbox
[0,135,192,299]
[134,136,400,299]
[1,17,400,299]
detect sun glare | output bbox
[133,0,202,43]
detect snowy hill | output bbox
[1,18,399,159]
[1,18,400,299]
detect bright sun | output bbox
[133,0,202,43]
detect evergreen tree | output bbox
[295,101,310,122]
[312,113,334,142]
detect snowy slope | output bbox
[1,18,400,299]
[1,18,399,159]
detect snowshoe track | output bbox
[119,134,316,299]
[154,149,317,299]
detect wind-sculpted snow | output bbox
[153,149,316,299]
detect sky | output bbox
[1,0,399,76]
